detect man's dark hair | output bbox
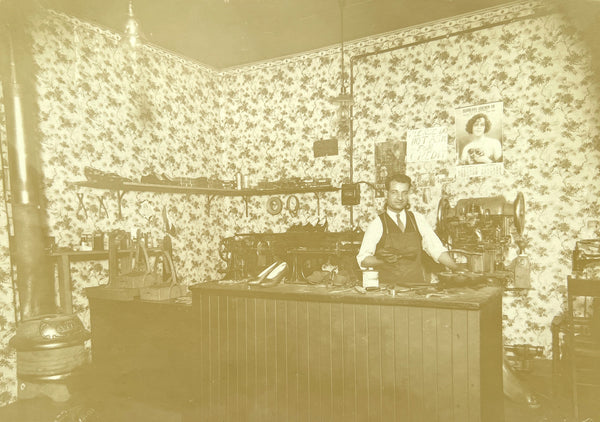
[465,113,491,134]
[386,173,412,190]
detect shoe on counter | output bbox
[259,262,288,287]
[248,261,281,286]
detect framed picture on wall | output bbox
[455,101,504,178]
[374,140,406,196]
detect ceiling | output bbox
[42,0,516,69]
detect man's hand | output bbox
[438,251,466,272]
[377,248,399,264]
[376,248,418,264]
[453,262,470,273]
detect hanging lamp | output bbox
[330,0,353,124]
[120,0,144,51]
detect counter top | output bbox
[190,280,501,310]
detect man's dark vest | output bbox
[375,211,426,286]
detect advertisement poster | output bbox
[455,101,504,178]
[374,140,406,196]
[406,126,448,163]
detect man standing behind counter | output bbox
[356,173,461,286]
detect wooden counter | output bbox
[189,282,504,422]
[86,291,195,409]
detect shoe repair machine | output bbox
[435,192,530,288]
[218,222,364,283]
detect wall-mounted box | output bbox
[313,138,338,157]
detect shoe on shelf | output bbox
[248,261,281,286]
[141,172,167,185]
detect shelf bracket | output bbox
[206,194,217,216]
[243,196,249,217]
[117,190,126,220]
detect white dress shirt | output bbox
[356,208,448,270]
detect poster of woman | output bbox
[455,101,503,178]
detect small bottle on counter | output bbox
[80,233,93,251]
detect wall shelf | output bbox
[72,180,340,217]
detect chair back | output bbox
[567,276,600,339]
[566,276,600,420]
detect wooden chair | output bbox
[565,276,600,421]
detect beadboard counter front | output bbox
[189,282,504,422]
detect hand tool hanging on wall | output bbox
[76,192,88,219]
[286,195,299,216]
[97,195,109,219]
[162,205,177,236]
[266,196,283,215]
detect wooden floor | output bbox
[0,360,594,422]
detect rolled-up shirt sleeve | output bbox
[413,212,448,263]
[356,217,384,269]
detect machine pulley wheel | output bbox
[513,192,525,235]
[437,198,450,228]
[436,197,451,244]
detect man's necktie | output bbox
[396,212,404,232]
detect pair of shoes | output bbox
[248,261,288,287]
[248,261,280,285]
[259,262,288,287]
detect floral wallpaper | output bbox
[0,0,599,407]
[0,85,15,406]
[349,10,600,351]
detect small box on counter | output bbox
[362,269,379,289]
